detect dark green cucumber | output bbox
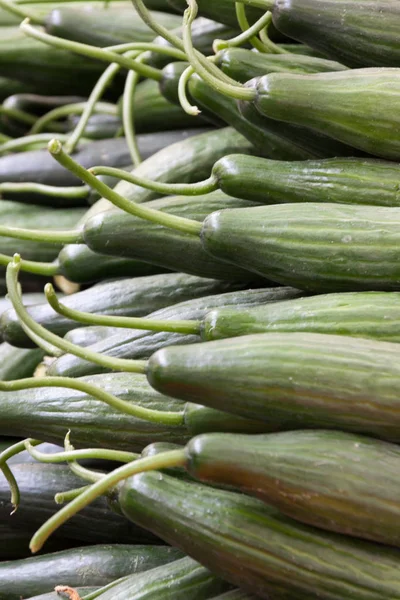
[0,76,39,102]
[68,113,122,140]
[45,6,181,47]
[248,69,400,160]
[277,43,330,57]
[215,47,348,83]
[0,544,183,600]
[210,592,256,600]
[2,272,243,347]
[144,0,179,9]
[47,288,283,377]
[0,463,159,545]
[83,192,265,281]
[268,0,400,68]
[0,343,44,379]
[189,75,363,160]
[166,0,265,30]
[182,430,400,547]
[201,202,400,292]
[119,471,400,600]
[147,331,400,443]
[0,523,81,561]
[209,155,400,206]
[202,291,400,342]
[92,556,231,600]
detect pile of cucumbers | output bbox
[1,0,400,598]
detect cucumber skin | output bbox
[251,69,400,160]
[0,343,44,379]
[272,0,400,68]
[202,291,400,342]
[186,430,400,547]
[212,155,400,206]
[201,203,400,292]
[120,472,400,600]
[166,0,264,30]
[0,545,183,600]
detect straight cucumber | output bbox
[68,113,122,140]
[0,523,79,560]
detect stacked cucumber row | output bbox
[1,0,400,598]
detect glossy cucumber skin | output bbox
[0,372,189,450]
[201,203,400,292]
[148,332,400,443]
[47,288,281,378]
[166,0,264,30]
[0,545,183,600]
[184,403,277,435]
[96,556,231,600]
[251,69,400,160]
[45,6,181,47]
[212,155,400,206]
[83,192,263,281]
[68,113,122,140]
[216,48,347,83]
[272,0,400,68]
[0,343,44,379]
[64,325,122,347]
[1,272,240,348]
[186,430,400,546]
[120,471,400,600]
[202,291,400,342]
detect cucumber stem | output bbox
[0,106,37,127]
[45,282,201,335]
[105,42,186,60]
[20,19,163,81]
[122,53,145,167]
[48,139,203,236]
[234,3,270,53]
[55,484,92,505]
[0,253,59,277]
[213,7,274,52]
[0,438,41,511]
[0,224,83,244]
[178,65,199,116]
[29,449,186,553]
[0,182,89,199]
[30,101,117,135]
[24,439,138,466]
[0,132,86,155]
[0,0,43,24]
[62,432,105,484]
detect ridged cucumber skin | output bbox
[189,76,360,160]
[185,430,400,547]
[201,202,400,292]
[0,545,183,600]
[1,272,242,348]
[96,556,231,600]
[250,69,400,160]
[120,472,400,600]
[271,0,400,68]
[0,463,159,545]
[202,291,400,342]
[83,193,264,282]
[45,6,181,47]
[212,155,400,206]
[216,48,348,83]
[47,288,282,378]
[148,331,400,443]
[0,343,44,379]
[0,372,190,451]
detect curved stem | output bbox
[0,132,84,155]
[55,484,92,505]
[178,65,199,116]
[0,225,83,244]
[30,449,186,553]
[122,54,144,167]
[49,139,203,236]
[236,3,286,54]
[31,101,117,135]
[105,41,186,60]
[20,20,163,81]
[0,438,42,511]
[63,432,105,484]
[0,253,58,276]
[0,182,89,199]
[214,8,274,52]
[0,106,37,127]
[46,282,201,334]
[25,439,138,465]
[0,0,43,24]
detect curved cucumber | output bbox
[201,202,400,292]
[120,471,400,600]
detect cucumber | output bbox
[208,155,400,206]
[166,0,265,30]
[45,6,181,47]
[68,113,122,140]
[64,325,123,347]
[0,523,80,560]
[210,592,256,600]
[0,76,39,102]
[182,429,400,547]
[92,556,231,600]
[1,272,244,347]
[83,193,265,281]
[119,471,400,600]
[201,202,400,292]
[248,69,400,160]
[0,343,44,379]
[0,545,183,600]
[47,288,285,378]
[267,0,400,68]
[215,48,348,82]
[26,589,97,600]
[0,463,159,544]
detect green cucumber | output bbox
[201,202,400,291]
[119,471,400,600]
[26,589,97,600]
[0,343,44,379]
[68,113,122,140]
[210,592,256,600]
[83,193,264,281]
[0,463,159,544]
[208,155,400,206]
[215,47,348,82]
[248,69,400,160]
[1,272,243,347]
[93,556,231,600]
[47,288,285,378]
[144,0,179,10]
[0,545,183,600]
[45,6,181,47]
[147,331,400,442]
[166,0,265,30]
[0,523,80,560]
[64,325,121,347]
